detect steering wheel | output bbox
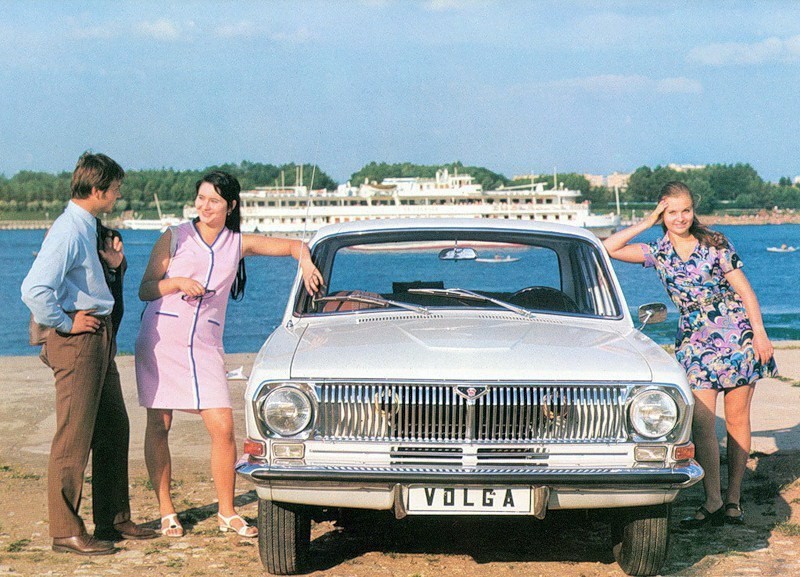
[509,286,579,313]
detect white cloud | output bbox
[214,21,312,43]
[268,27,313,44]
[656,77,703,94]
[425,0,475,11]
[215,21,261,39]
[545,74,702,95]
[136,19,183,42]
[68,24,119,40]
[689,34,800,66]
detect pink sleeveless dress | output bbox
[135,222,241,410]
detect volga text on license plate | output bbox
[407,486,531,514]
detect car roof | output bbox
[308,218,601,245]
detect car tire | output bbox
[611,503,670,576]
[258,499,310,575]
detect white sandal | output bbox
[160,513,184,537]
[218,513,258,537]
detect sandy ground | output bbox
[0,344,800,576]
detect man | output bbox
[21,152,156,555]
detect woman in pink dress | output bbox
[135,171,322,538]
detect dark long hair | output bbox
[195,171,247,300]
[658,181,728,249]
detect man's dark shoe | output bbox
[95,520,158,542]
[52,534,116,556]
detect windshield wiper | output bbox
[314,291,430,315]
[407,287,535,319]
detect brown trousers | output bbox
[41,316,131,538]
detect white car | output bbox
[236,218,702,576]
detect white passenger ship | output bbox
[183,170,620,238]
[121,193,185,231]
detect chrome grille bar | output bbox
[316,383,628,442]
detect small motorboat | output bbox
[226,366,248,380]
[475,254,520,263]
[766,245,797,253]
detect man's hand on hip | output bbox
[71,310,101,334]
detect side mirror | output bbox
[637,302,668,329]
[438,247,477,261]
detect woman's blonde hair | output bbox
[658,181,728,249]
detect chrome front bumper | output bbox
[238,460,703,486]
[235,458,703,515]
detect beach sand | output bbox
[0,345,799,576]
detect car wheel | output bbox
[258,499,311,575]
[611,503,670,576]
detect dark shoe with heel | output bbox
[680,505,725,529]
[724,502,745,525]
[94,520,158,542]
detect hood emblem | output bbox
[454,385,489,401]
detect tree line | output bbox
[1,160,798,218]
[0,161,337,217]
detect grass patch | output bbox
[775,522,800,536]
[131,477,154,490]
[6,539,31,552]
[11,471,41,480]
[0,464,42,480]
[773,375,800,387]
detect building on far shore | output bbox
[582,172,632,190]
[512,171,633,190]
[606,172,631,190]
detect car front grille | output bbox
[316,383,628,443]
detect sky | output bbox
[2,1,800,184]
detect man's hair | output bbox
[71,152,125,199]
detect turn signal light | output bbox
[243,438,266,457]
[673,442,695,461]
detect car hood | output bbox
[289,314,654,382]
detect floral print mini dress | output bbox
[642,234,777,391]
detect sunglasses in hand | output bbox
[181,289,216,302]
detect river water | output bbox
[3,224,798,356]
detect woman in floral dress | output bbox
[604,181,776,527]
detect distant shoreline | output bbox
[702,210,800,226]
[2,211,800,231]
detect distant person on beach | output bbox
[20,152,156,556]
[135,170,323,538]
[604,181,777,528]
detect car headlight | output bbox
[629,389,678,439]
[261,387,313,437]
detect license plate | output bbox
[407,485,531,514]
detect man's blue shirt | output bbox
[21,201,114,333]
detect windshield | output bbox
[297,230,621,318]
